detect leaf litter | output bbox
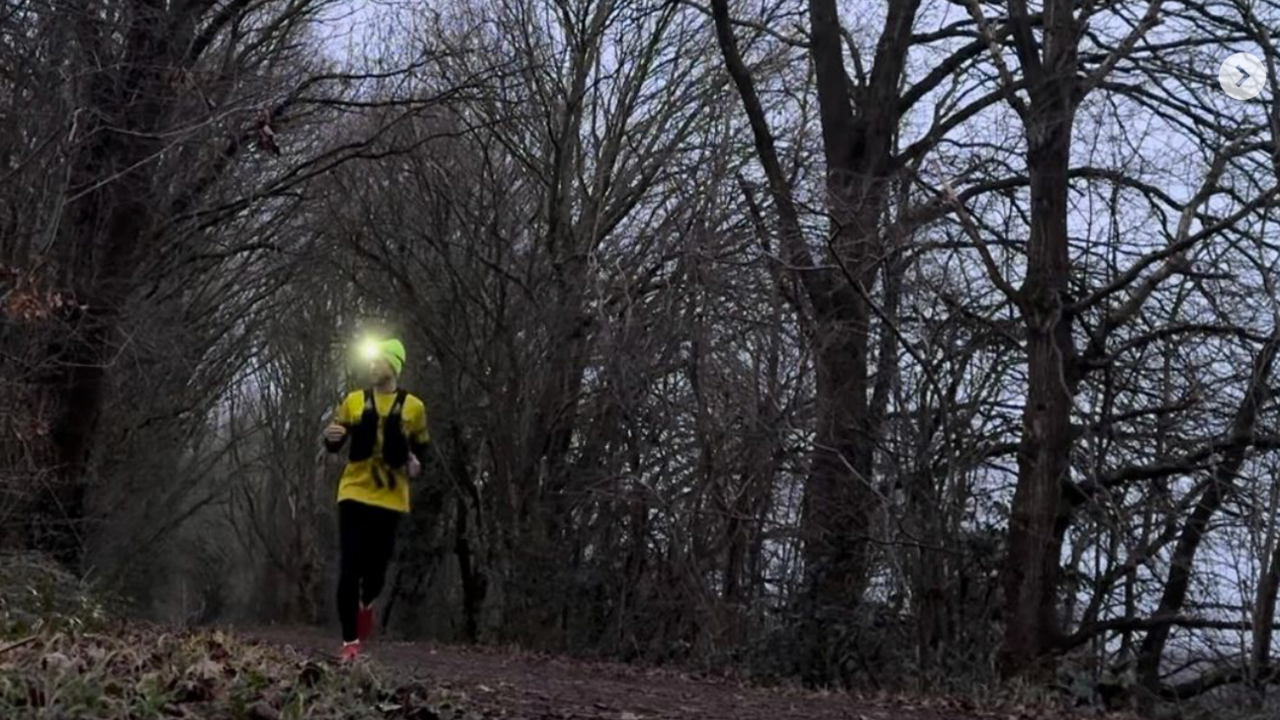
[0,626,476,720]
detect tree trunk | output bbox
[804,301,874,597]
[711,0,921,681]
[448,423,486,643]
[998,96,1078,678]
[41,3,202,567]
[991,0,1093,674]
[1252,526,1280,690]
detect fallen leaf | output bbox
[41,652,73,672]
[188,658,223,682]
[298,661,325,687]
[247,701,280,720]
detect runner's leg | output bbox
[360,505,400,605]
[336,500,364,643]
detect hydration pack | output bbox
[347,388,409,488]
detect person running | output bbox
[323,337,429,661]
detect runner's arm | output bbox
[324,396,352,453]
[410,403,430,466]
[325,433,348,453]
[410,439,429,465]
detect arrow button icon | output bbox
[1220,52,1267,101]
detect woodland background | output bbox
[5,0,1280,714]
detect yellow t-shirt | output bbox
[333,390,429,513]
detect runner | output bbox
[322,337,430,661]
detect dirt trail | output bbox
[247,627,1074,720]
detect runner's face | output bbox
[368,358,394,385]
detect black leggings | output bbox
[337,500,401,642]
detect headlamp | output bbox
[359,338,382,362]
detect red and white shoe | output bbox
[357,604,376,642]
[339,641,361,662]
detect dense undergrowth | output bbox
[0,553,470,719]
[0,553,112,638]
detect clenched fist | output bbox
[324,424,347,443]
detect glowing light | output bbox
[359,338,382,361]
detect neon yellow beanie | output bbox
[379,339,406,376]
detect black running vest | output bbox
[346,388,410,488]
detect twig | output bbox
[0,636,37,656]
[929,170,1023,306]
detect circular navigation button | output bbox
[1220,52,1267,101]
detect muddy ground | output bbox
[249,627,1110,720]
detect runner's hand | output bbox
[407,454,422,478]
[324,424,347,443]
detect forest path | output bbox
[249,627,1071,720]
